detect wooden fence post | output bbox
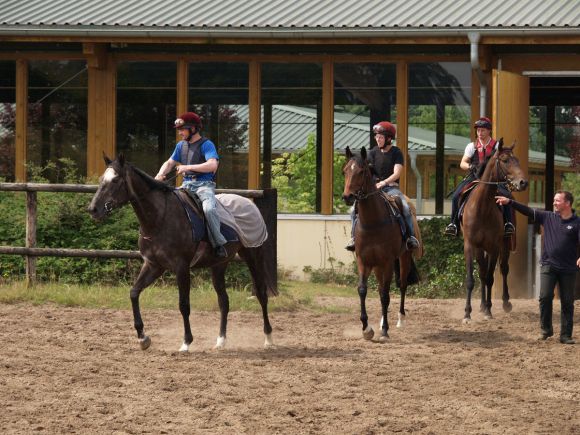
[26,190,37,286]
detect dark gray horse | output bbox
[88,154,276,352]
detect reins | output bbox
[471,151,516,191]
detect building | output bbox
[1,0,579,293]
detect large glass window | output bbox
[0,61,16,181]
[334,63,396,212]
[408,62,471,215]
[261,63,323,213]
[28,60,88,181]
[116,62,176,177]
[188,62,249,189]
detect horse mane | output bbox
[126,162,174,193]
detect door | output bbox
[492,70,530,298]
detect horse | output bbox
[87,154,276,352]
[460,139,528,323]
[342,146,421,342]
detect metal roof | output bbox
[0,0,579,36]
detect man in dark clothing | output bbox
[496,191,580,344]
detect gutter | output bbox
[0,26,579,39]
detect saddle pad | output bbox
[216,194,268,248]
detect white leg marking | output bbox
[396,312,406,328]
[179,342,189,352]
[213,336,226,350]
[380,316,384,330]
[264,333,274,348]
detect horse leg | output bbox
[463,245,475,324]
[376,264,394,343]
[176,264,193,352]
[239,247,274,347]
[483,253,499,320]
[500,243,512,313]
[398,252,413,329]
[476,251,488,313]
[130,260,164,350]
[357,263,374,340]
[211,263,229,350]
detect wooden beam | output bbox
[83,42,108,69]
[15,59,27,182]
[248,61,261,189]
[396,61,408,192]
[321,61,334,215]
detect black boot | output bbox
[445,222,458,236]
[215,245,228,258]
[345,238,355,252]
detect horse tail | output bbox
[394,257,421,288]
[239,245,279,297]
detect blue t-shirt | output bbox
[169,139,219,182]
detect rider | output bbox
[155,112,228,258]
[444,117,515,237]
[345,121,420,252]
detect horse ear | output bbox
[102,152,112,166]
[361,147,367,160]
[346,146,353,159]
[497,137,504,152]
[118,153,125,167]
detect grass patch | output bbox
[0,280,361,312]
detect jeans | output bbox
[350,186,415,239]
[539,265,576,338]
[182,180,227,248]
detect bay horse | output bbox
[88,154,276,352]
[342,146,421,342]
[461,139,528,323]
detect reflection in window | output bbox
[261,63,322,213]
[333,63,396,213]
[0,61,16,181]
[116,62,176,177]
[189,63,249,189]
[28,60,87,182]
[408,62,471,215]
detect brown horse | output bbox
[342,146,420,342]
[88,155,276,352]
[461,139,528,323]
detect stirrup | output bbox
[406,236,419,250]
[215,245,228,258]
[444,223,457,236]
[345,238,356,252]
[504,222,515,236]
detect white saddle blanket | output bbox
[216,194,268,248]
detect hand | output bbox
[469,163,478,173]
[495,196,510,205]
[155,173,165,181]
[577,257,580,268]
[176,165,189,175]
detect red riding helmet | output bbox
[174,112,202,130]
[474,117,492,130]
[373,121,396,139]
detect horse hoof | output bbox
[264,333,274,348]
[363,326,374,340]
[139,336,151,350]
[462,318,471,325]
[378,334,389,343]
[396,313,406,328]
[503,302,513,313]
[484,314,493,321]
[179,342,190,353]
[213,336,226,350]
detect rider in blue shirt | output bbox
[155,112,228,258]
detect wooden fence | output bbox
[0,183,277,289]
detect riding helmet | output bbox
[474,117,492,130]
[174,112,202,130]
[372,121,396,139]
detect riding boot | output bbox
[502,205,515,237]
[214,245,228,258]
[345,206,357,251]
[445,194,460,236]
[402,210,420,250]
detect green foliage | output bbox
[562,172,580,203]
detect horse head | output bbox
[342,146,374,205]
[485,138,528,192]
[87,153,132,221]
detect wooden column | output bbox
[86,44,115,177]
[15,59,27,182]
[248,61,261,189]
[321,61,334,215]
[396,61,408,192]
[25,191,37,286]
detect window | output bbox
[0,61,16,181]
[28,60,87,181]
[189,62,249,189]
[261,63,323,213]
[408,62,471,215]
[116,62,176,177]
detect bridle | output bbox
[473,150,518,191]
[347,158,382,201]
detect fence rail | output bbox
[0,183,276,288]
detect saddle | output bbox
[173,189,239,243]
